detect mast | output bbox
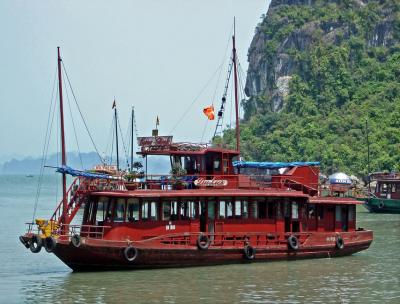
[57,47,67,223]
[131,106,134,171]
[114,100,120,171]
[366,119,371,194]
[232,18,240,154]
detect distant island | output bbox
[0,151,169,175]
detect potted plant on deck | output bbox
[124,161,144,190]
[170,164,187,190]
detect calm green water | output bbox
[1,175,399,304]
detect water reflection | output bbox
[20,250,398,304]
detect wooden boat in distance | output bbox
[362,172,400,213]
[19,35,373,271]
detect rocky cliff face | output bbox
[226,0,400,175]
[245,0,399,113]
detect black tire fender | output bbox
[44,236,57,253]
[288,235,299,250]
[336,236,344,250]
[197,234,211,250]
[29,234,43,253]
[19,236,29,249]
[124,246,138,262]
[378,201,385,209]
[71,234,82,248]
[244,245,256,260]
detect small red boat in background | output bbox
[19,30,373,271]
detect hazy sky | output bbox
[0,0,270,162]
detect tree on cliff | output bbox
[221,0,400,176]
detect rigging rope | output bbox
[116,111,129,169]
[63,69,84,170]
[103,115,115,165]
[201,26,233,143]
[110,115,115,165]
[61,61,104,164]
[169,61,225,135]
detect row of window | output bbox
[85,197,355,224]
[84,197,306,224]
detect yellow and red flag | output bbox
[203,105,215,120]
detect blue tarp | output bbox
[232,161,320,169]
[55,166,116,179]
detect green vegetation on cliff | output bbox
[222,0,400,176]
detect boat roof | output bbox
[90,188,308,198]
[233,161,320,169]
[309,197,363,205]
[90,191,360,204]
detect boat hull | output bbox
[37,230,373,272]
[362,198,400,214]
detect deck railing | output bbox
[123,173,319,194]
[154,231,312,248]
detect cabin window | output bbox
[242,200,248,219]
[317,205,324,220]
[96,196,110,223]
[258,200,267,219]
[267,201,275,219]
[276,202,283,219]
[84,198,96,224]
[335,205,341,221]
[163,201,172,221]
[114,198,125,222]
[208,200,216,220]
[214,159,221,171]
[219,200,226,219]
[126,198,139,222]
[249,201,258,219]
[223,160,229,174]
[234,200,241,217]
[308,204,316,219]
[349,205,355,221]
[292,202,299,219]
[283,201,290,218]
[150,201,158,220]
[180,199,197,220]
[227,201,233,218]
[141,201,149,220]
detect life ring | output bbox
[124,246,138,262]
[197,234,211,250]
[29,234,43,253]
[378,201,385,209]
[287,235,299,250]
[44,236,57,253]
[244,245,256,260]
[19,236,29,249]
[336,236,344,250]
[71,234,82,248]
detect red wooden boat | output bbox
[19,32,373,272]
